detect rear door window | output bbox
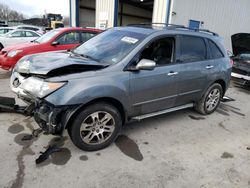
[208,40,224,59]
[179,35,207,63]
[25,31,39,37]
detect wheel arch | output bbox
[214,79,226,96]
[64,97,127,130]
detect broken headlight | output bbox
[15,57,31,74]
[20,77,66,98]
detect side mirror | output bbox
[51,41,59,46]
[136,59,156,71]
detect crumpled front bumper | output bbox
[33,99,79,135]
[10,71,33,103]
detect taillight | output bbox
[230,59,234,67]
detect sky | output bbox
[0,0,69,17]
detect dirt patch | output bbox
[218,122,231,133]
[188,115,205,120]
[11,147,35,188]
[115,135,143,161]
[221,152,234,159]
[14,133,36,147]
[48,136,68,148]
[8,123,24,134]
[217,103,245,117]
[51,148,71,165]
[80,155,88,161]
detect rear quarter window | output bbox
[179,35,207,63]
[208,40,224,59]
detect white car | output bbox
[15,25,45,35]
[0,27,14,36]
[0,29,41,50]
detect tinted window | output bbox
[81,32,96,42]
[25,31,39,37]
[179,36,206,62]
[56,32,80,44]
[208,40,223,59]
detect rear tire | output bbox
[68,102,122,151]
[195,83,223,115]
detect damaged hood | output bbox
[231,33,250,56]
[15,51,107,76]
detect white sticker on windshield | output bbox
[121,37,139,44]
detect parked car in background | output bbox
[15,25,45,35]
[0,27,101,70]
[0,29,41,50]
[10,24,231,151]
[231,33,250,86]
[0,27,14,36]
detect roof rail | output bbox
[127,23,186,29]
[127,23,218,36]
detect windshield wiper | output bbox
[70,51,99,62]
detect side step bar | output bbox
[132,103,194,121]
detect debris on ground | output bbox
[21,134,33,141]
[221,96,235,102]
[35,145,62,164]
[32,128,43,137]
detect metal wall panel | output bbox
[170,0,250,51]
[79,0,96,27]
[96,0,115,28]
[70,0,77,27]
[152,0,169,23]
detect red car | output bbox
[0,27,101,70]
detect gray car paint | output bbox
[12,27,232,122]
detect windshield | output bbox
[73,29,146,64]
[35,29,60,43]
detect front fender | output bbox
[45,77,130,111]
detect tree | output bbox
[0,3,25,21]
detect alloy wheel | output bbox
[205,88,220,111]
[80,111,115,145]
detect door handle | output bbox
[206,65,214,69]
[167,71,178,76]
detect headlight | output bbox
[7,50,23,57]
[15,58,31,73]
[20,77,66,98]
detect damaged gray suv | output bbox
[10,24,232,151]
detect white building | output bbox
[70,0,250,51]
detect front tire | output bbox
[68,103,122,151]
[195,83,223,115]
